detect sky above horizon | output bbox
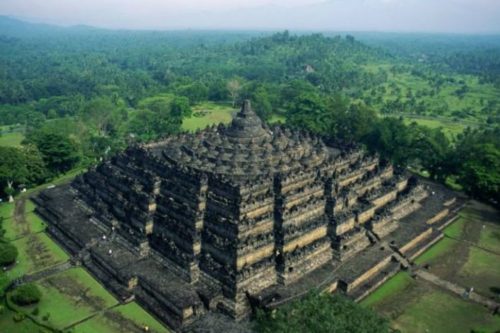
[1,0,500,33]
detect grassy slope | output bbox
[3,211,46,241]
[73,302,169,333]
[7,232,69,279]
[360,272,414,308]
[9,268,118,329]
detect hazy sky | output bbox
[1,0,500,33]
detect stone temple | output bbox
[35,100,464,331]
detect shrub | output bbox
[0,242,18,266]
[10,283,42,306]
[255,291,389,333]
[13,312,25,322]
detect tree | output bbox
[127,94,186,141]
[28,131,81,174]
[0,147,29,202]
[408,123,452,181]
[227,78,242,107]
[252,87,273,120]
[0,242,18,266]
[458,143,500,204]
[255,291,389,333]
[452,128,500,205]
[364,118,412,167]
[10,284,42,306]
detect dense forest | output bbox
[0,16,499,205]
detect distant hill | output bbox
[0,16,66,37]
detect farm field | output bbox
[363,201,500,332]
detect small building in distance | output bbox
[35,100,464,331]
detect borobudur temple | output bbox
[34,100,465,331]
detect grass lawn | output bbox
[7,232,69,280]
[24,200,36,214]
[460,247,500,298]
[361,272,414,308]
[73,302,169,333]
[477,224,500,253]
[443,216,466,239]
[0,306,42,333]
[268,114,286,124]
[182,102,236,132]
[3,211,46,241]
[403,117,466,139]
[414,237,458,265]
[0,202,14,220]
[0,131,25,147]
[10,268,118,329]
[393,286,500,333]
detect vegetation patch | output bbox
[10,283,42,306]
[18,268,119,329]
[443,216,466,239]
[0,203,14,220]
[393,286,500,333]
[0,131,25,148]
[8,233,69,279]
[459,247,500,298]
[361,272,415,308]
[73,302,169,333]
[0,242,18,266]
[182,102,235,132]
[255,291,389,333]
[414,237,458,266]
[3,212,46,241]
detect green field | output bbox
[363,201,500,332]
[0,202,14,220]
[393,286,500,333]
[403,117,467,139]
[182,102,236,132]
[363,64,500,124]
[8,232,69,279]
[361,272,414,308]
[0,131,24,147]
[73,302,169,333]
[3,211,46,241]
[413,237,458,265]
[8,268,119,329]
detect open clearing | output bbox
[363,201,500,332]
[0,131,24,147]
[182,102,236,132]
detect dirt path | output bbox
[12,196,30,238]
